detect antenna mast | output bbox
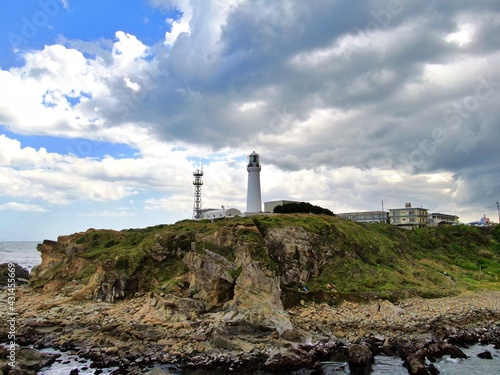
[192,162,204,219]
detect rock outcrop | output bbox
[183,226,293,332]
[265,227,321,286]
[348,344,374,375]
[0,346,60,374]
[29,220,303,334]
[183,249,236,311]
[404,341,467,375]
[0,263,29,286]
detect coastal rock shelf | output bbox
[1,288,499,374]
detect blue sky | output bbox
[1,1,179,68]
[1,0,500,240]
[0,125,136,159]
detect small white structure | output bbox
[200,208,241,219]
[246,151,262,212]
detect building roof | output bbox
[430,213,459,217]
[388,207,428,211]
[339,210,387,215]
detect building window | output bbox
[409,210,415,215]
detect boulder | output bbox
[348,344,374,375]
[427,341,467,360]
[5,369,37,375]
[210,334,254,353]
[404,341,467,375]
[145,369,174,375]
[15,347,60,372]
[264,346,315,372]
[477,350,493,359]
[0,263,29,286]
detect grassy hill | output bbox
[31,214,500,305]
[253,215,500,304]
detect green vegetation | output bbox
[32,214,500,305]
[273,202,334,216]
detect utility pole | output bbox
[496,201,499,224]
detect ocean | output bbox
[0,241,42,270]
[1,242,498,374]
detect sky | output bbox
[0,0,499,240]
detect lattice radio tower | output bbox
[192,163,204,219]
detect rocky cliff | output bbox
[29,215,500,331]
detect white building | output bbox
[246,151,262,213]
[428,213,459,227]
[388,203,428,229]
[338,211,388,224]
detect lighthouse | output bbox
[246,151,262,213]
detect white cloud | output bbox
[112,31,151,67]
[77,209,135,217]
[164,0,193,46]
[445,23,475,47]
[0,202,47,213]
[0,134,194,205]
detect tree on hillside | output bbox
[273,202,335,216]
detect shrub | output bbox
[273,202,334,216]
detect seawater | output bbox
[0,241,42,270]
[318,344,499,374]
[38,348,119,375]
[319,355,408,374]
[433,344,499,375]
[1,243,498,374]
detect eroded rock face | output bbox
[183,229,294,333]
[30,240,67,289]
[222,259,293,332]
[265,227,320,286]
[31,236,139,302]
[183,249,236,311]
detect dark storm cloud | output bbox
[99,0,499,211]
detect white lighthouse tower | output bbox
[246,151,262,213]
